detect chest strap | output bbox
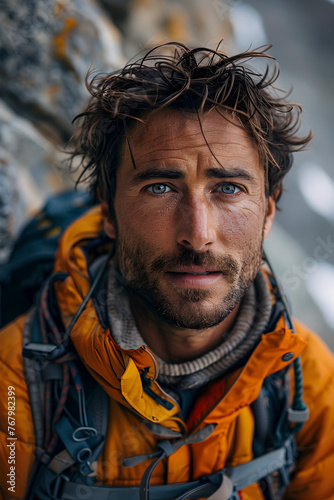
[52,438,294,500]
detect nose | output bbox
[176,196,216,251]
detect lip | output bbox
[166,269,222,288]
[168,266,218,274]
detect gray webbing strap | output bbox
[207,474,234,499]
[89,383,109,438]
[62,478,218,500]
[61,442,291,500]
[23,308,45,450]
[225,444,290,491]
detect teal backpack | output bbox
[0,190,95,328]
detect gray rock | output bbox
[0,0,123,142]
[0,148,24,262]
[0,100,72,247]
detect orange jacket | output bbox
[1,206,334,500]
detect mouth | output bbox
[166,267,222,288]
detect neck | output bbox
[129,295,240,363]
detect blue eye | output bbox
[218,183,240,194]
[148,184,171,194]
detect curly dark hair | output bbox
[68,42,312,213]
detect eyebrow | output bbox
[129,168,185,186]
[206,167,256,182]
[129,166,256,186]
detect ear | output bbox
[101,199,116,239]
[263,196,276,239]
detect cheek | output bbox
[115,197,175,247]
[214,203,265,251]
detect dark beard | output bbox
[115,243,263,330]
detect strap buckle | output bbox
[23,342,68,361]
[288,407,310,423]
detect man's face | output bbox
[106,109,275,329]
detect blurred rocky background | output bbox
[0,0,333,345]
[0,0,123,258]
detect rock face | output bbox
[0,100,70,199]
[0,149,23,262]
[0,0,123,256]
[0,0,123,143]
[0,100,70,260]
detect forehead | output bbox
[120,108,261,172]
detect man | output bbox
[1,42,334,500]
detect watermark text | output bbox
[7,386,16,493]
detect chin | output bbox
[144,293,239,330]
[158,313,231,330]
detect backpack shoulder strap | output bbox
[23,307,46,452]
[22,298,109,499]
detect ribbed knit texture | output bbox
[107,270,272,390]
